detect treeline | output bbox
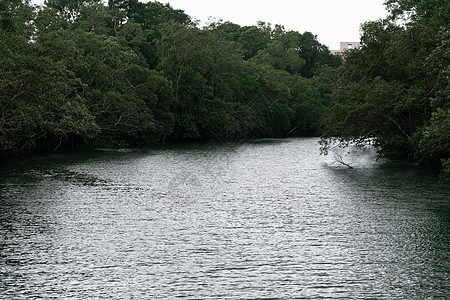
[319,0,449,175]
[0,0,341,151]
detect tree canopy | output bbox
[319,0,449,176]
[1,0,340,151]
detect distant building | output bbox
[330,42,360,58]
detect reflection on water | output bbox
[0,138,449,299]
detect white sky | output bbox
[31,0,389,49]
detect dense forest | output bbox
[319,0,449,176]
[0,0,341,151]
[0,0,448,175]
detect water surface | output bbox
[1,138,449,299]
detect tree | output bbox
[108,0,191,68]
[45,0,101,21]
[297,32,341,78]
[1,0,343,151]
[209,21,271,60]
[251,40,305,74]
[320,0,449,174]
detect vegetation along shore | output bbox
[1,0,448,175]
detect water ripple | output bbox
[0,138,449,299]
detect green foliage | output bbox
[0,29,98,150]
[107,0,191,69]
[1,0,341,152]
[321,0,449,173]
[208,21,272,61]
[0,0,35,49]
[157,21,330,141]
[384,0,449,27]
[45,0,102,21]
[414,106,450,167]
[441,158,450,179]
[297,32,342,78]
[251,41,305,74]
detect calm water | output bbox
[0,138,449,299]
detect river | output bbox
[0,138,449,299]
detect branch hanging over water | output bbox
[333,151,354,169]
